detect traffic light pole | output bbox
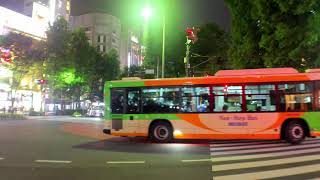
[161,15,166,78]
[185,38,191,77]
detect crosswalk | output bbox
[210,138,320,180]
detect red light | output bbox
[36,79,47,85]
[186,28,195,40]
[223,85,228,93]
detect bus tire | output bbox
[150,122,173,143]
[284,120,306,145]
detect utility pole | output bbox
[184,27,199,77]
[184,38,192,77]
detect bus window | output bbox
[181,87,210,113]
[213,86,242,112]
[142,87,180,113]
[316,81,320,111]
[111,88,125,114]
[278,83,313,112]
[245,84,276,112]
[127,89,140,114]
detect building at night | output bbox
[23,0,71,23]
[120,29,144,69]
[0,3,50,112]
[70,13,121,54]
[0,5,47,39]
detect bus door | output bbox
[110,88,125,131]
[122,88,141,133]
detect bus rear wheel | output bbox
[284,120,306,145]
[150,122,173,143]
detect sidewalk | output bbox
[27,116,103,123]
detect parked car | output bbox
[86,105,104,117]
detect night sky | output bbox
[71,0,231,31]
[0,0,231,31]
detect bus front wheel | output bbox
[150,122,173,143]
[284,120,306,144]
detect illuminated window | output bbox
[245,85,276,112]
[279,83,313,112]
[181,87,210,113]
[213,86,242,112]
[142,88,181,113]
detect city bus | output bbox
[103,68,320,144]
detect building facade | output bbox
[120,29,144,69]
[70,13,121,54]
[0,5,47,39]
[23,0,70,23]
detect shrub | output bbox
[0,114,26,120]
[72,111,82,117]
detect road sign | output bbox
[145,69,155,75]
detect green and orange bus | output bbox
[103,68,320,144]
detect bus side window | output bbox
[111,89,125,114]
[278,83,313,112]
[127,89,141,114]
[315,81,320,111]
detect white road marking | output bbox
[210,141,276,148]
[181,159,212,163]
[212,164,320,180]
[210,139,319,148]
[210,139,320,151]
[212,154,320,172]
[106,161,145,164]
[211,143,320,156]
[212,146,320,162]
[35,160,72,164]
[0,157,4,160]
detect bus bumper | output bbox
[103,129,111,134]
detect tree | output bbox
[45,17,73,109]
[190,23,230,75]
[225,0,320,70]
[68,28,96,105]
[1,32,45,111]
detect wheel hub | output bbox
[292,126,304,139]
[154,126,169,140]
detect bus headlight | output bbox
[174,130,183,136]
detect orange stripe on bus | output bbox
[174,133,280,140]
[255,113,304,133]
[311,132,320,137]
[176,114,221,133]
[111,132,148,137]
[144,75,311,87]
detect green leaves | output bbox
[226,0,320,70]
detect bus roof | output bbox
[107,68,320,88]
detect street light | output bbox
[141,6,153,21]
[141,6,166,78]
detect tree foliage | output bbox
[191,23,230,75]
[0,32,46,108]
[226,0,320,70]
[45,18,121,102]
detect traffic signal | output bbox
[35,79,47,85]
[185,27,199,44]
[0,47,14,63]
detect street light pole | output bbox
[161,15,166,78]
[142,6,166,78]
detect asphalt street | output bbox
[1,117,320,180]
[0,118,211,180]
